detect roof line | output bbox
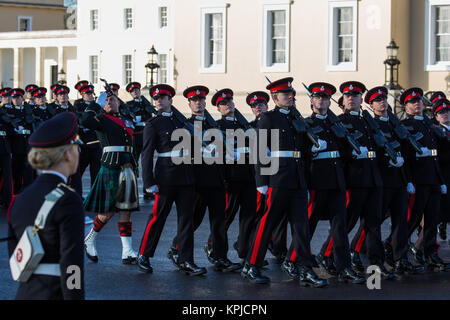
[0,1,66,9]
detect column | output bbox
[35,47,42,86]
[13,47,19,88]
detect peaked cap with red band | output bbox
[433,98,450,115]
[29,112,81,148]
[110,83,120,91]
[25,84,38,93]
[51,84,60,93]
[183,85,209,100]
[246,91,270,107]
[365,86,388,104]
[55,85,70,95]
[430,91,447,104]
[9,88,25,97]
[126,82,141,93]
[31,87,47,97]
[309,82,336,97]
[75,80,89,92]
[0,88,12,96]
[149,84,175,99]
[211,88,234,106]
[339,81,366,95]
[80,85,94,94]
[266,77,294,94]
[400,87,424,105]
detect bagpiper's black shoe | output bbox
[167,246,180,268]
[409,244,425,265]
[137,255,153,273]
[438,223,447,241]
[425,253,449,272]
[214,258,242,273]
[178,261,207,276]
[316,253,337,276]
[241,265,270,284]
[298,266,328,288]
[350,251,364,273]
[281,260,300,280]
[375,264,397,280]
[393,258,424,275]
[383,241,394,268]
[337,267,366,284]
[203,243,216,264]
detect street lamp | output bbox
[383,40,401,90]
[57,68,67,85]
[145,45,160,88]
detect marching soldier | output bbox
[8,89,35,194]
[318,81,395,279]
[1,88,12,107]
[83,90,140,265]
[31,87,56,124]
[0,101,12,209]
[8,112,84,300]
[241,77,327,286]
[137,84,207,276]
[170,85,240,272]
[283,82,365,283]
[24,84,38,106]
[124,82,155,200]
[50,85,75,114]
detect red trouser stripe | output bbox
[407,193,416,222]
[325,238,334,257]
[290,248,297,262]
[308,190,316,219]
[250,187,273,265]
[139,192,159,255]
[355,230,366,253]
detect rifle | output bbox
[301,82,362,154]
[234,108,252,130]
[171,105,196,136]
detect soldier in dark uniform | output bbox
[31,87,56,125]
[400,88,449,271]
[283,83,365,283]
[24,84,38,106]
[0,101,13,209]
[241,77,327,286]
[169,85,240,272]
[82,90,140,265]
[8,89,35,194]
[137,84,207,276]
[73,83,102,196]
[349,86,421,274]
[7,112,84,300]
[1,87,12,107]
[319,81,395,279]
[124,82,155,200]
[49,85,75,114]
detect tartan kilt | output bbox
[84,166,139,213]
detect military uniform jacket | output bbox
[32,104,56,125]
[304,113,346,191]
[255,107,308,190]
[74,100,102,146]
[438,124,450,184]
[81,108,136,169]
[124,96,154,134]
[338,111,383,189]
[216,116,255,184]
[7,173,85,300]
[188,115,225,188]
[141,109,194,188]
[0,107,13,155]
[49,101,76,114]
[7,105,35,155]
[401,115,444,186]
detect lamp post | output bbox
[57,68,67,85]
[383,40,406,118]
[145,45,160,89]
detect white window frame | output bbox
[261,1,290,73]
[17,16,32,32]
[123,55,133,86]
[200,4,227,74]
[159,7,168,28]
[425,0,450,71]
[89,55,99,85]
[124,8,133,30]
[90,9,99,31]
[158,54,168,84]
[327,0,358,72]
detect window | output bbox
[200,6,227,73]
[159,54,168,84]
[261,2,290,72]
[425,1,450,70]
[327,1,358,71]
[18,16,32,31]
[160,7,168,28]
[90,9,98,31]
[123,55,133,85]
[90,56,98,84]
[124,8,133,29]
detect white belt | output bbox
[0,131,6,136]
[235,147,250,154]
[158,149,190,157]
[33,263,61,277]
[271,150,301,159]
[313,150,340,160]
[416,149,438,158]
[134,121,145,127]
[356,151,376,159]
[103,146,133,153]
[18,130,31,135]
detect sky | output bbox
[64,0,76,6]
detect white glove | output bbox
[135,115,142,122]
[389,156,404,168]
[353,146,368,158]
[311,139,327,153]
[14,125,24,133]
[146,185,159,194]
[419,147,431,157]
[257,186,269,195]
[406,183,415,195]
[441,185,448,195]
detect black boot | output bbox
[383,241,394,268]
[137,255,153,273]
[425,253,449,272]
[214,258,242,273]
[298,266,328,288]
[350,251,364,273]
[375,264,397,280]
[337,267,366,284]
[203,243,216,264]
[438,223,447,241]
[281,260,300,280]
[178,261,207,276]
[167,246,179,268]
[241,264,270,284]
[409,244,425,265]
[394,258,424,275]
[316,253,337,276]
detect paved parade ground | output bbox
[0,172,449,300]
